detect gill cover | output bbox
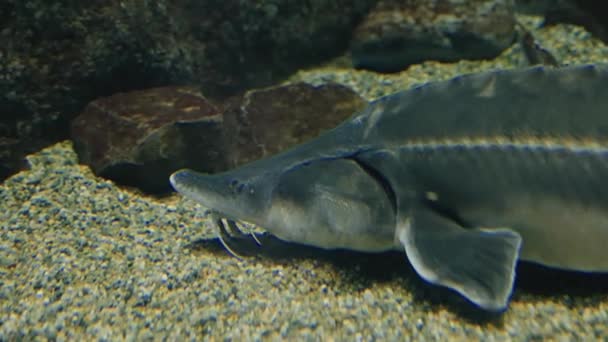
[266,158,396,251]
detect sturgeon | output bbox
[170,64,608,311]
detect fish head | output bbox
[170,157,396,251]
[170,165,279,223]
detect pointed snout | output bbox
[169,169,194,191]
[170,169,200,194]
[170,169,224,207]
[169,168,271,223]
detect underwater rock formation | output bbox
[351,0,517,72]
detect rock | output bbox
[71,87,227,193]
[0,137,29,180]
[225,83,367,167]
[71,83,367,193]
[515,0,608,43]
[515,0,574,15]
[351,0,517,72]
[1,0,377,183]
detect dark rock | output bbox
[1,0,377,182]
[71,87,227,193]
[185,0,377,97]
[224,83,367,167]
[515,0,608,43]
[351,0,517,72]
[515,0,574,15]
[0,137,29,180]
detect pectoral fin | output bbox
[397,207,522,311]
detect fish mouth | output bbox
[170,169,262,258]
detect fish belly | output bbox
[461,195,608,272]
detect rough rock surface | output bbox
[0,0,377,183]
[516,0,608,43]
[225,83,367,167]
[71,87,226,193]
[71,83,366,193]
[351,0,517,72]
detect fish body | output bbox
[171,64,608,311]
